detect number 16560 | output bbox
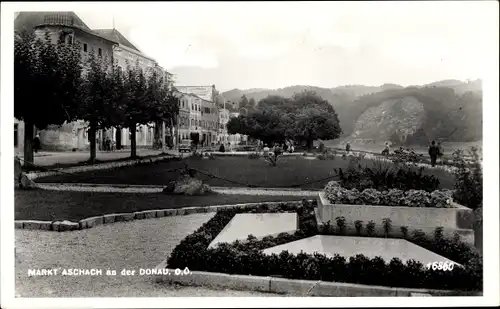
[426,262,455,271]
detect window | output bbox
[14,124,18,147]
[191,104,194,110]
[98,48,102,57]
[191,119,194,126]
[83,43,88,52]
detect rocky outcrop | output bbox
[15,156,37,189]
[163,174,212,196]
[348,97,426,144]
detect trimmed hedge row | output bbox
[167,200,482,291]
[324,181,455,208]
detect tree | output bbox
[226,91,342,149]
[121,62,149,158]
[14,30,83,164]
[79,51,118,162]
[240,95,249,108]
[248,97,256,108]
[145,68,180,150]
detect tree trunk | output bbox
[23,121,34,167]
[89,122,97,163]
[161,121,166,153]
[130,123,137,158]
[169,118,174,148]
[306,138,314,151]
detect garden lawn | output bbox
[35,156,455,189]
[14,189,307,221]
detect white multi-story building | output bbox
[175,86,220,147]
[93,28,173,150]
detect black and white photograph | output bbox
[1,1,498,308]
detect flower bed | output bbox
[319,181,474,234]
[166,200,482,292]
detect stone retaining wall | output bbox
[317,192,475,231]
[15,200,308,232]
[154,262,480,297]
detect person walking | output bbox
[428,140,440,167]
[263,144,270,157]
[345,142,351,154]
[33,134,41,153]
[381,142,390,156]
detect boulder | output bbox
[19,173,37,189]
[14,157,23,187]
[163,175,211,196]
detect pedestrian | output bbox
[263,144,270,157]
[33,134,41,153]
[381,142,390,156]
[428,140,440,167]
[290,143,295,153]
[345,142,351,153]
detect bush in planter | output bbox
[354,220,364,235]
[452,147,482,210]
[167,200,482,292]
[366,220,376,236]
[382,218,392,237]
[400,226,409,238]
[404,189,431,207]
[434,226,444,242]
[335,216,347,234]
[360,188,383,205]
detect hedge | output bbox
[166,200,482,291]
[324,181,455,208]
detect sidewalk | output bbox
[17,149,176,167]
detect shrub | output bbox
[382,218,392,237]
[366,220,376,236]
[404,189,431,207]
[360,188,382,205]
[338,157,440,192]
[335,216,346,234]
[248,152,260,160]
[434,227,444,242]
[354,220,363,235]
[400,226,409,238]
[316,154,327,160]
[452,147,482,210]
[191,151,203,160]
[324,181,452,208]
[167,200,482,292]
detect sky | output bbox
[9,1,499,92]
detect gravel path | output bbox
[15,213,280,297]
[35,183,320,196]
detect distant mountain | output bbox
[220,79,482,144]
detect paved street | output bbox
[15,213,281,297]
[16,149,176,167]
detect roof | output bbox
[93,29,141,53]
[15,12,118,45]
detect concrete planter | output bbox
[317,192,474,234]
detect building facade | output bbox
[93,28,161,150]
[14,12,119,153]
[175,86,220,147]
[217,109,247,146]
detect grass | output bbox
[21,153,173,172]
[35,156,455,189]
[14,189,308,221]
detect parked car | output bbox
[179,139,192,153]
